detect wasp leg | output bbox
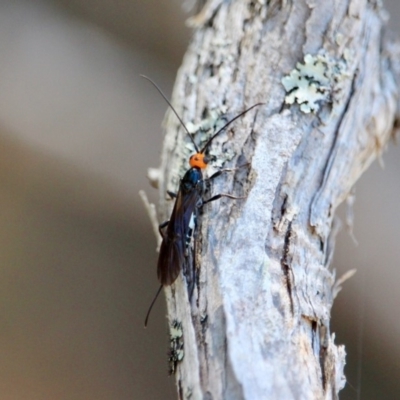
[167,191,177,199]
[158,220,169,238]
[204,163,250,182]
[202,193,245,206]
[204,170,223,181]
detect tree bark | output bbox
[153,1,400,399]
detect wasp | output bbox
[142,76,262,326]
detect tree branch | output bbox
[153,1,399,398]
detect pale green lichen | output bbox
[185,106,236,169]
[282,53,349,114]
[169,106,230,189]
[168,319,184,375]
[185,107,227,150]
[170,319,183,340]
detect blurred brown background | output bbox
[0,0,398,399]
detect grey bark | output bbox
[152,1,400,399]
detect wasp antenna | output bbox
[200,102,265,154]
[144,284,163,328]
[140,75,200,153]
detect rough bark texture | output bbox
[152,1,400,399]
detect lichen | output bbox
[168,319,184,375]
[185,106,236,170]
[185,107,227,151]
[282,53,349,114]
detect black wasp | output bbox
[142,75,263,326]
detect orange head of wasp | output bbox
[189,153,209,169]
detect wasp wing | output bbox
[157,186,200,285]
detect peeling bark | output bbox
[152,0,400,399]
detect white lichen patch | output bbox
[171,106,245,183]
[170,319,183,340]
[168,319,184,375]
[185,107,227,151]
[184,106,235,171]
[166,106,231,192]
[282,53,349,113]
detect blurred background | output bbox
[0,0,397,399]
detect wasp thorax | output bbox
[189,153,208,169]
